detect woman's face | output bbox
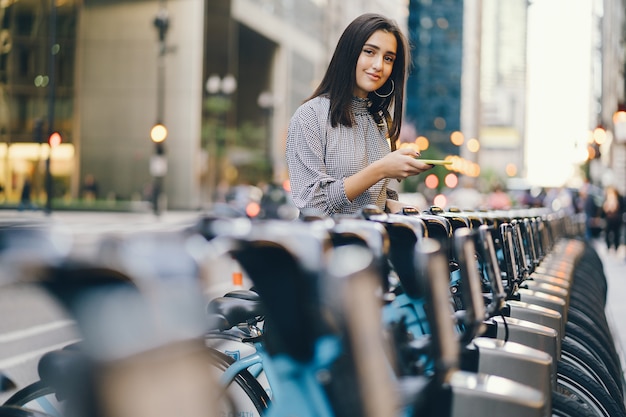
[353,29,397,98]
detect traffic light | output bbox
[33,119,44,143]
[48,132,62,148]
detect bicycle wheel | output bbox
[3,381,61,417]
[564,322,622,387]
[556,361,626,417]
[551,389,598,417]
[560,337,623,405]
[206,348,269,416]
[0,406,56,417]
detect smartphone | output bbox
[415,159,452,166]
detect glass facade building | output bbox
[405,0,464,157]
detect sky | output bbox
[525,0,594,187]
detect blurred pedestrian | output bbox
[286,13,433,217]
[522,186,546,208]
[18,177,34,211]
[81,173,99,202]
[579,182,602,240]
[601,185,624,253]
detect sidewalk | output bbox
[595,240,626,376]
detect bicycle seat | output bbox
[224,289,261,301]
[207,296,264,329]
[192,213,252,241]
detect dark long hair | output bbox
[308,13,410,146]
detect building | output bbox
[478,0,527,186]
[0,0,78,203]
[601,0,626,194]
[405,0,465,158]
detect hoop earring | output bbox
[374,80,395,98]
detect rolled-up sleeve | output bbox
[286,102,351,215]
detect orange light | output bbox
[246,201,261,217]
[48,132,62,148]
[587,145,596,159]
[399,142,420,153]
[282,179,291,192]
[232,271,243,286]
[593,127,606,145]
[467,138,480,153]
[450,131,464,146]
[424,174,439,189]
[444,173,458,188]
[613,110,626,123]
[469,163,481,177]
[433,194,447,207]
[415,136,429,151]
[505,163,517,177]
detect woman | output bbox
[286,13,433,217]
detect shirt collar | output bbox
[351,96,372,115]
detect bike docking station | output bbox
[0,203,624,417]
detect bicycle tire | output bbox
[551,390,598,417]
[570,275,606,305]
[2,381,60,416]
[0,406,56,417]
[560,337,623,405]
[564,322,622,387]
[567,306,613,346]
[565,308,620,375]
[556,361,626,417]
[568,289,607,321]
[206,347,270,416]
[567,307,617,351]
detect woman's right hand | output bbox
[378,148,434,180]
[344,148,435,202]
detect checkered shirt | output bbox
[286,95,398,216]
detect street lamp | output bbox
[150,122,168,214]
[150,123,167,149]
[257,90,274,179]
[44,0,58,214]
[203,74,236,207]
[206,74,237,97]
[151,2,169,215]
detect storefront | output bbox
[0,142,74,203]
